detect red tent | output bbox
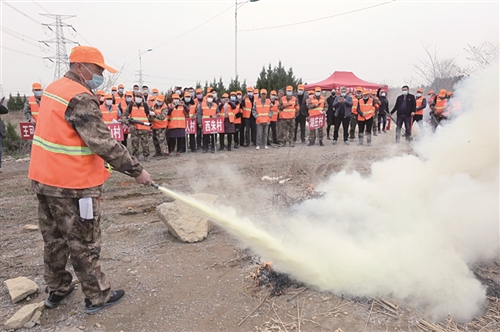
[304,71,384,92]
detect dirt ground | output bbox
[1,115,499,332]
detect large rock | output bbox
[157,193,218,243]
[4,277,39,303]
[4,301,44,330]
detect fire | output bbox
[254,261,294,296]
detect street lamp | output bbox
[138,48,153,88]
[235,0,259,78]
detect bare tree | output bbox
[414,45,465,92]
[463,42,499,74]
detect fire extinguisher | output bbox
[386,117,391,130]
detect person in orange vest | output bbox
[118,91,133,147]
[96,90,105,106]
[252,89,273,150]
[167,93,188,156]
[279,85,298,147]
[357,89,376,146]
[430,89,448,129]
[242,86,257,147]
[148,95,156,108]
[28,45,151,314]
[411,87,427,135]
[233,90,243,149]
[370,90,381,136]
[267,90,279,146]
[23,82,43,124]
[349,87,363,140]
[149,94,168,157]
[123,92,151,161]
[100,94,119,124]
[197,92,218,153]
[306,87,326,146]
[184,90,198,152]
[113,84,125,106]
[218,92,237,151]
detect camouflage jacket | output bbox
[32,71,143,198]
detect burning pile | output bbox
[254,262,295,296]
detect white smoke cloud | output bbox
[170,61,498,322]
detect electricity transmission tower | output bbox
[39,14,79,81]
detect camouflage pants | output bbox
[281,119,295,144]
[37,194,111,306]
[309,127,324,143]
[131,129,150,157]
[152,128,167,154]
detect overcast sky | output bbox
[1,0,498,96]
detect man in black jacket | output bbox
[325,89,336,139]
[390,85,416,142]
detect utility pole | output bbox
[40,14,79,81]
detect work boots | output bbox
[358,133,364,145]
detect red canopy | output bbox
[304,71,383,92]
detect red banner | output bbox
[185,118,197,135]
[308,114,326,130]
[19,122,35,140]
[107,123,124,141]
[202,117,224,134]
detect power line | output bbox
[1,28,42,48]
[240,0,396,32]
[1,45,43,58]
[32,0,51,14]
[3,2,42,25]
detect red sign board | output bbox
[308,114,326,130]
[185,118,197,135]
[202,117,224,134]
[19,122,35,140]
[107,123,124,141]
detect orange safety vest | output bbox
[308,96,325,117]
[351,97,360,115]
[358,98,375,121]
[234,103,242,124]
[242,98,252,118]
[415,97,424,115]
[114,93,124,106]
[152,104,168,129]
[270,99,279,122]
[201,101,217,119]
[434,98,448,117]
[168,105,186,129]
[28,96,40,121]
[280,96,297,119]
[130,104,150,130]
[188,102,197,119]
[220,103,235,123]
[28,76,110,189]
[100,104,119,124]
[255,99,271,124]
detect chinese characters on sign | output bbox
[202,117,225,134]
[185,118,197,134]
[307,114,326,130]
[106,123,124,141]
[19,122,35,140]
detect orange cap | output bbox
[118,84,124,88]
[314,87,321,92]
[417,88,423,93]
[259,89,267,94]
[230,91,236,95]
[206,92,213,98]
[69,46,117,73]
[32,83,42,90]
[427,90,435,95]
[111,86,117,91]
[438,89,447,97]
[362,89,369,95]
[270,90,277,96]
[247,86,254,92]
[125,91,133,96]
[297,84,304,90]
[152,88,159,93]
[286,85,293,91]
[356,87,363,92]
[184,92,191,97]
[236,91,242,95]
[149,95,156,100]
[308,90,314,95]
[222,93,229,98]
[104,94,113,99]
[172,93,180,99]
[196,88,203,93]
[156,94,165,102]
[96,90,105,96]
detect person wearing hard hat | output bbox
[100,94,119,124]
[331,86,352,145]
[233,91,243,149]
[267,90,279,146]
[252,89,273,150]
[148,94,169,157]
[23,83,43,124]
[96,90,105,106]
[390,85,416,142]
[294,84,308,144]
[377,88,389,134]
[411,88,427,136]
[349,87,363,140]
[279,86,298,147]
[357,89,377,146]
[167,93,189,156]
[28,45,151,315]
[218,93,237,151]
[429,89,448,129]
[242,87,256,147]
[113,84,125,106]
[197,92,218,153]
[306,87,327,146]
[123,91,152,161]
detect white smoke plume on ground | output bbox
[207,62,499,322]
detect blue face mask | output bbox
[81,64,104,90]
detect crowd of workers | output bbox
[23,80,456,162]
